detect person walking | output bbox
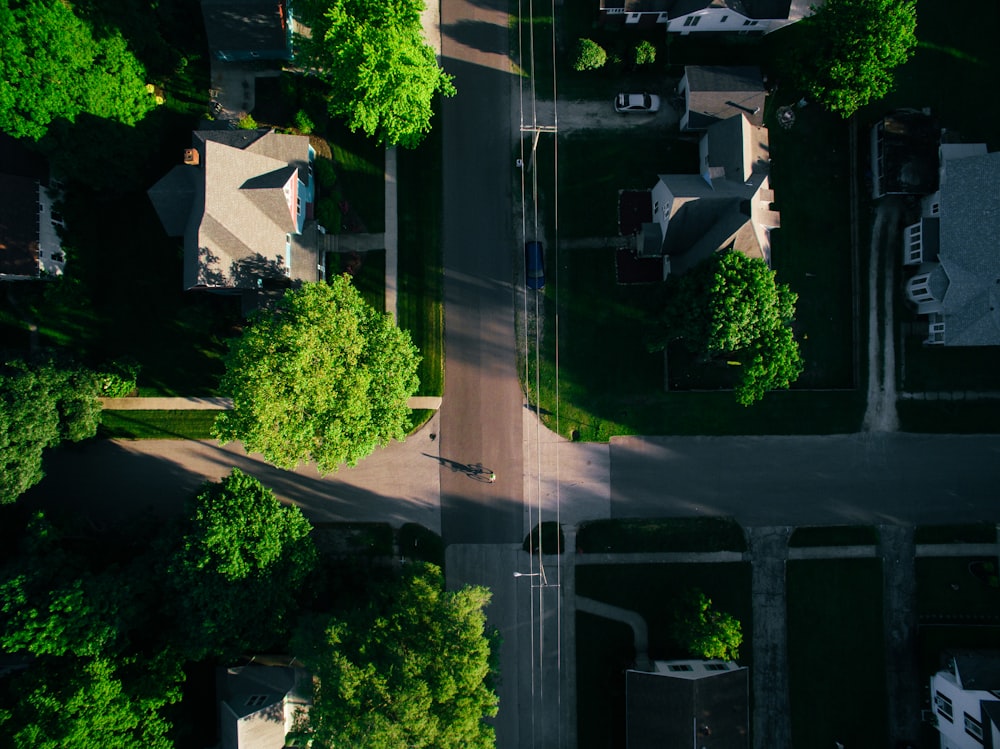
[489,472,496,483]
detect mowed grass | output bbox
[397,115,444,398]
[98,410,219,440]
[915,557,1000,619]
[786,559,887,747]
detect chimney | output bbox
[183,148,200,166]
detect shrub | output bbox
[237,114,258,130]
[572,38,607,71]
[97,358,140,398]
[633,40,656,66]
[294,109,315,134]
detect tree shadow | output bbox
[441,20,511,59]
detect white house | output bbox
[902,143,1000,345]
[929,652,1000,749]
[626,659,749,749]
[217,663,312,749]
[598,0,819,34]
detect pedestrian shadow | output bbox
[422,454,495,482]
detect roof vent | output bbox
[183,148,200,166]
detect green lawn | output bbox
[786,559,887,748]
[397,117,445,398]
[576,517,747,553]
[788,526,878,547]
[576,563,753,663]
[98,410,219,440]
[914,524,998,545]
[336,250,386,313]
[916,557,1000,620]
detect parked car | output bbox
[524,241,545,290]
[614,92,661,113]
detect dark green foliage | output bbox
[290,563,498,749]
[166,469,317,658]
[633,40,656,66]
[670,588,743,661]
[650,251,803,405]
[782,0,917,116]
[523,522,564,554]
[577,517,747,554]
[399,524,445,566]
[0,0,155,140]
[572,38,607,71]
[0,360,103,504]
[295,0,455,147]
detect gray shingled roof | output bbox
[626,667,749,749]
[935,151,1000,345]
[685,67,766,129]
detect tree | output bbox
[670,589,743,661]
[650,251,803,405]
[290,563,498,749]
[214,278,421,472]
[0,0,155,140]
[166,469,317,657]
[633,40,656,67]
[783,0,917,117]
[0,361,103,504]
[572,38,607,71]
[295,0,455,147]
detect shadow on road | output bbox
[422,453,495,483]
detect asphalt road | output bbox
[438,0,524,546]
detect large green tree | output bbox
[0,361,104,504]
[291,563,498,749]
[670,589,743,662]
[166,469,317,658]
[650,251,803,406]
[783,0,917,117]
[214,278,421,472]
[295,0,455,147]
[0,0,155,140]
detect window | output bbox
[743,19,758,26]
[905,223,923,264]
[246,695,269,708]
[930,202,940,215]
[653,201,659,215]
[704,663,728,671]
[683,15,700,26]
[964,713,983,742]
[720,15,728,22]
[935,691,953,723]
[667,664,693,672]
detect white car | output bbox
[615,92,661,113]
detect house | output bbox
[217,662,312,749]
[148,128,321,292]
[902,142,1000,345]
[598,0,818,34]
[0,174,66,280]
[870,109,941,199]
[626,659,749,749]
[677,66,766,131]
[637,111,780,276]
[201,0,300,62]
[928,651,1000,748]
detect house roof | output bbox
[0,174,40,277]
[149,129,317,290]
[949,651,1000,691]
[201,0,291,60]
[626,666,749,749]
[684,67,766,129]
[218,665,312,749]
[934,150,1000,345]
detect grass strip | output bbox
[788,525,878,548]
[98,409,219,440]
[577,517,747,553]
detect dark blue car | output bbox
[525,241,545,290]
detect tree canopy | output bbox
[783,0,917,117]
[291,563,498,749]
[295,0,455,147]
[0,0,155,140]
[650,251,803,405]
[670,589,743,662]
[214,278,421,472]
[166,469,317,658]
[0,360,104,504]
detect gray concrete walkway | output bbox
[99,396,443,411]
[880,525,920,747]
[384,146,398,322]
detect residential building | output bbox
[637,111,780,276]
[626,659,749,749]
[677,66,766,132]
[0,173,66,280]
[929,651,1000,749]
[148,128,321,292]
[218,662,312,749]
[598,0,818,34]
[902,142,1000,345]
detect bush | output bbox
[237,114,258,130]
[523,522,564,554]
[572,38,607,71]
[97,358,140,398]
[294,109,314,134]
[633,40,656,66]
